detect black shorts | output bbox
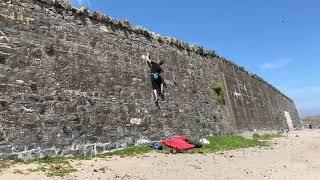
[151,74,163,90]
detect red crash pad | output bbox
[172,136,187,141]
[162,138,195,151]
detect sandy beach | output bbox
[1,129,320,180]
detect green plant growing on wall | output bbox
[211,82,225,103]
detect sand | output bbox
[1,129,320,180]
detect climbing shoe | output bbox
[160,93,165,100]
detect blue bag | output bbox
[153,73,159,80]
[149,142,163,150]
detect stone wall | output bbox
[0,0,300,159]
[218,61,300,132]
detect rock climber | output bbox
[142,52,164,102]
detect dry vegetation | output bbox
[0,161,11,173]
[302,115,320,126]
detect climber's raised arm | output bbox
[158,60,164,66]
[142,52,152,64]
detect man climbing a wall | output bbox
[142,52,164,103]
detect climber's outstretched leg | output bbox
[153,89,159,102]
[153,89,160,109]
[160,83,165,100]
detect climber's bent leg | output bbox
[159,83,165,100]
[153,89,159,102]
[160,83,164,94]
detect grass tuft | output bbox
[30,156,69,165]
[13,169,28,175]
[13,159,25,164]
[210,82,225,103]
[253,133,283,140]
[28,164,77,177]
[46,164,77,177]
[28,166,47,172]
[13,156,77,177]
[0,160,11,172]
[187,135,268,154]
[25,157,77,177]
[96,145,151,158]
[13,156,69,165]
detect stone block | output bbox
[19,152,31,160]
[12,145,25,153]
[2,154,18,160]
[84,145,95,155]
[0,145,12,154]
[62,149,84,157]
[96,145,104,153]
[31,150,41,159]
[105,143,117,151]
[41,149,56,157]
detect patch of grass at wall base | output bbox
[253,133,283,140]
[187,135,268,154]
[11,145,151,177]
[96,145,151,158]
[26,156,70,165]
[8,138,268,176]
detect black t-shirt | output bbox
[148,61,162,74]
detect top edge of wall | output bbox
[11,0,293,102]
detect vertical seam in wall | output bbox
[239,71,256,131]
[264,87,276,130]
[231,65,249,131]
[274,94,286,129]
[218,61,236,132]
[246,77,257,131]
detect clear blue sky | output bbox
[70,0,320,117]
